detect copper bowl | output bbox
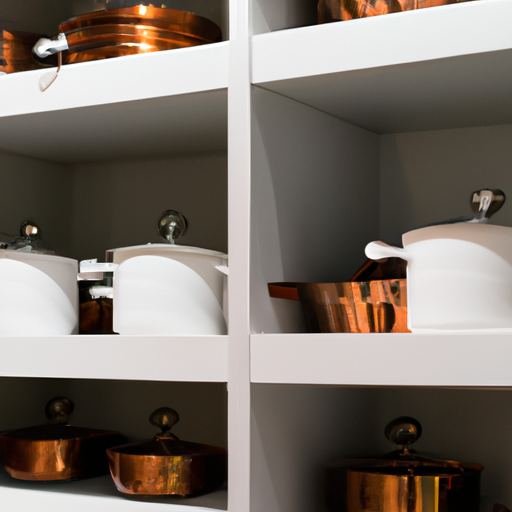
[0,396,124,481]
[59,5,222,64]
[107,407,227,496]
[318,0,474,23]
[269,279,409,333]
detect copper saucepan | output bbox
[107,407,227,496]
[0,396,124,481]
[33,5,222,64]
[268,278,408,333]
[326,417,483,512]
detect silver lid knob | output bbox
[157,210,188,245]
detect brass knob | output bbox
[384,416,422,449]
[150,407,179,436]
[20,220,40,238]
[45,396,74,424]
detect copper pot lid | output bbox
[108,406,227,457]
[0,396,122,441]
[334,417,484,477]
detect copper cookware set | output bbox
[2,0,477,74]
[0,397,227,498]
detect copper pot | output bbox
[33,5,222,65]
[268,279,408,333]
[107,407,227,496]
[318,0,474,23]
[326,417,483,512]
[0,396,124,481]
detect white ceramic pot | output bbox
[365,223,512,332]
[104,244,228,335]
[0,250,78,335]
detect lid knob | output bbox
[470,188,506,222]
[150,407,180,437]
[45,396,74,425]
[384,416,422,453]
[20,220,40,238]
[157,210,188,244]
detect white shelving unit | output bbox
[1,0,512,510]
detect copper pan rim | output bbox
[60,5,222,43]
[65,24,215,46]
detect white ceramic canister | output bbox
[105,244,228,336]
[365,223,512,332]
[0,249,78,335]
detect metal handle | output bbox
[470,188,506,222]
[33,33,69,58]
[45,396,74,425]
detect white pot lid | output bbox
[106,243,228,260]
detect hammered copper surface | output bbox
[268,279,408,333]
[318,0,474,22]
[107,438,227,496]
[59,5,222,63]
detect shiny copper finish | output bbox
[326,417,483,512]
[318,0,474,22]
[0,30,51,74]
[0,396,124,481]
[328,462,482,511]
[107,439,227,496]
[107,407,227,496]
[59,5,222,64]
[268,279,408,333]
[0,426,124,481]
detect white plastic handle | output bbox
[33,33,69,58]
[365,241,409,262]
